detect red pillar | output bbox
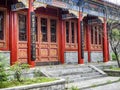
[27,0,35,67]
[103,18,109,62]
[87,24,91,62]
[10,11,17,65]
[78,12,84,64]
[61,20,65,64]
[107,31,110,60]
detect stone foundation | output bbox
[0,51,10,67]
[64,51,103,64]
[91,51,103,62]
[64,51,78,64]
[84,51,88,63]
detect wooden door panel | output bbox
[18,43,27,48]
[37,16,58,62]
[18,42,28,63]
[50,57,58,61]
[40,48,49,57]
[50,48,58,56]
[0,42,6,48]
[18,48,27,63]
[50,44,57,48]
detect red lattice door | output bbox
[39,17,59,62]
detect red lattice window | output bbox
[19,14,27,41]
[65,20,77,50]
[50,19,57,42]
[41,18,47,42]
[90,24,103,50]
[0,11,4,40]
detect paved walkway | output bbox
[84,81,120,90]
[67,76,120,89]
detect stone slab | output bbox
[67,76,120,89]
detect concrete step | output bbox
[48,69,95,77]
[40,64,107,84]
[62,72,103,83]
[66,74,104,83]
[44,65,88,70]
[66,76,120,89]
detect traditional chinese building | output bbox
[0,0,120,67]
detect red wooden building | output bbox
[0,0,119,67]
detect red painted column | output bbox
[87,24,91,62]
[9,11,17,65]
[107,31,110,60]
[61,20,65,64]
[78,12,84,64]
[27,0,35,67]
[103,18,109,62]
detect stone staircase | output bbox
[40,64,107,83]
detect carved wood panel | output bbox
[18,42,28,63]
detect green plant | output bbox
[34,69,42,77]
[0,77,56,88]
[112,53,117,60]
[70,86,79,90]
[91,84,97,87]
[107,80,112,84]
[10,62,30,82]
[0,62,8,84]
[109,65,114,69]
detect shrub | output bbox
[10,62,30,82]
[34,69,42,77]
[70,86,79,90]
[112,53,117,60]
[0,62,8,83]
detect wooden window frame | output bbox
[18,13,27,41]
[0,7,8,50]
[65,20,78,50]
[39,15,58,44]
[90,23,103,51]
[0,8,6,42]
[50,19,57,43]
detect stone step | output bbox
[66,74,104,83]
[45,67,94,76]
[61,72,101,80]
[67,76,120,89]
[40,65,107,84]
[44,65,90,71]
[48,70,100,77]
[47,69,95,76]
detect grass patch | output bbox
[110,68,120,71]
[0,77,56,88]
[91,84,97,87]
